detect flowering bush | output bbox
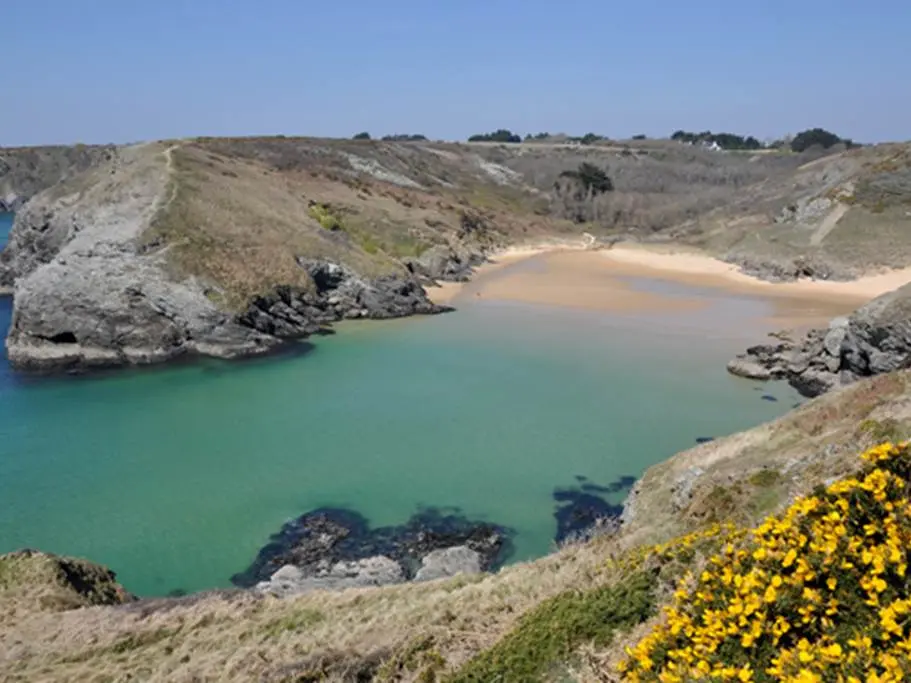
[620,442,911,682]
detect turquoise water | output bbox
[0,211,802,596]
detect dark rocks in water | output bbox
[727,283,911,397]
[231,506,513,589]
[761,394,778,402]
[238,260,452,340]
[695,437,715,444]
[553,475,636,544]
[574,474,589,483]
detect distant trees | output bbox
[553,163,615,223]
[632,134,648,140]
[790,128,853,153]
[525,132,552,141]
[381,134,428,142]
[352,132,371,140]
[558,163,615,196]
[468,129,522,143]
[671,130,762,150]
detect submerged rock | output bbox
[233,507,512,595]
[553,475,635,544]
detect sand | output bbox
[426,243,911,330]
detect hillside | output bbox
[4,371,911,681]
[0,144,115,211]
[1,136,910,373]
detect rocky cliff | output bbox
[0,140,498,372]
[3,136,911,373]
[0,144,113,211]
[728,282,911,397]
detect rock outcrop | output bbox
[404,244,487,284]
[1,145,449,373]
[233,507,511,596]
[0,549,135,612]
[1,145,280,371]
[727,283,911,397]
[239,260,449,339]
[0,144,114,212]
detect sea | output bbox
[0,211,803,596]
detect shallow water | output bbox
[0,211,802,596]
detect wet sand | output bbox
[427,245,910,333]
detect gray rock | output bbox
[404,244,486,284]
[726,357,773,380]
[255,556,405,597]
[413,546,483,582]
[0,144,113,215]
[823,317,849,357]
[2,146,450,373]
[669,466,705,512]
[788,368,838,397]
[727,282,911,397]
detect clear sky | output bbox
[3,0,909,146]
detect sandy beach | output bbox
[426,243,911,330]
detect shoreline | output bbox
[427,242,911,323]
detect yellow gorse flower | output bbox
[620,441,911,681]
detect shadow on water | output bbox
[553,474,637,544]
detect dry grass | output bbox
[1,536,628,682]
[621,371,911,551]
[138,139,559,311]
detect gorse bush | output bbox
[620,441,911,682]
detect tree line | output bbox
[353,127,857,153]
[672,128,855,152]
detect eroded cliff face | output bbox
[0,144,114,212]
[0,142,452,372]
[1,144,276,370]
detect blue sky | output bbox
[2,0,909,146]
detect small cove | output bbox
[0,210,805,596]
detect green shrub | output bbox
[308,203,343,231]
[450,571,656,682]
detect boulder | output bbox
[726,357,774,381]
[413,546,483,582]
[256,556,405,597]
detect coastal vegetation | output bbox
[671,130,764,150]
[467,129,522,143]
[621,442,911,681]
[790,128,854,153]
